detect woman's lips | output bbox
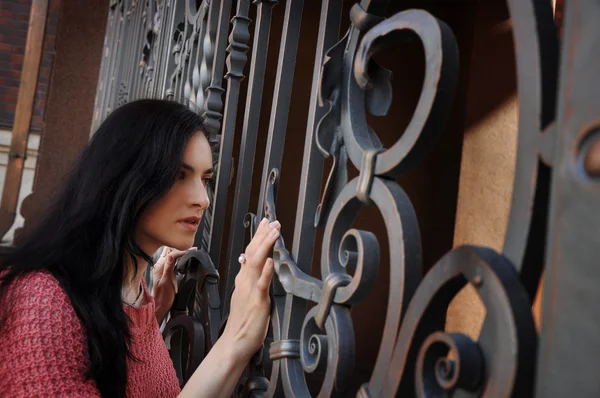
[177,217,200,232]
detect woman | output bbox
[0,99,279,397]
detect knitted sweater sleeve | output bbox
[0,272,101,397]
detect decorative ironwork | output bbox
[256,5,461,395]
[92,0,600,396]
[163,249,222,387]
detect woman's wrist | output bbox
[178,330,249,397]
[152,289,169,324]
[215,330,251,365]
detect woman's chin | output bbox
[166,238,196,251]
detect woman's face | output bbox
[136,132,214,255]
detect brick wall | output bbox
[0,0,62,133]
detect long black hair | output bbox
[0,99,206,397]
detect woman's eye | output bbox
[202,177,212,187]
[177,171,186,180]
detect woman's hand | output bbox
[221,218,280,362]
[179,220,280,398]
[152,246,197,324]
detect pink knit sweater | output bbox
[0,271,180,397]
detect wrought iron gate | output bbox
[92,0,600,396]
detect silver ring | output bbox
[238,253,247,264]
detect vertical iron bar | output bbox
[158,0,185,99]
[110,0,133,110]
[185,2,207,106]
[189,11,210,244]
[176,21,190,101]
[92,1,117,130]
[254,0,304,220]
[191,8,209,108]
[185,4,203,107]
[102,1,125,117]
[221,0,278,317]
[146,0,159,97]
[206,0,252,269]
[198,0,221,114]
[194,0,235,253]
[121,0,140,103]
[126,1,144,102]
[136,0,148,99]
[138,1,150,99]
[140,0,154,99]
[277,1,342,395]
[183,21,197,103]
[202,0,235,135]
[149,0,168,97]
[137,0,151,99]
[130,0,144,99]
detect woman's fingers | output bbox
[250,224,280,266]
[157,247,197,277]
[247,219,280,253]
[244,220,280,270]
[160,247,169,258]
[256,258,274,293]
[246,218,269,254]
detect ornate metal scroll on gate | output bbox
[162,249,222,387]
[376,0,559,397]
[258,4,461,396]
[255,0,563,394]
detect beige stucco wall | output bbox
[446,95,518,338]
[446,3,547,337]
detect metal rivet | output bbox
[583,135,600,178]
[472,275,482,287]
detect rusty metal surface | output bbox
[91,0,599,396]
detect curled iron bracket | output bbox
[314,130,348,227]
[357,148,384,205]
[269,339,301,361]
[244,212,258,241]
[162,313,205,387]
[173,249,220,312]
[315,272,352,330]
[349,3,385,33]
[314,27,349,228]
[163,248,222,387]
[265,168,324,300]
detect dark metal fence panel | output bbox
[207,0,252,267]
[221,0,278,317]
[91,0,599,396]
[272,1,344,396]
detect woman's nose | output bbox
[193,183,210,210]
